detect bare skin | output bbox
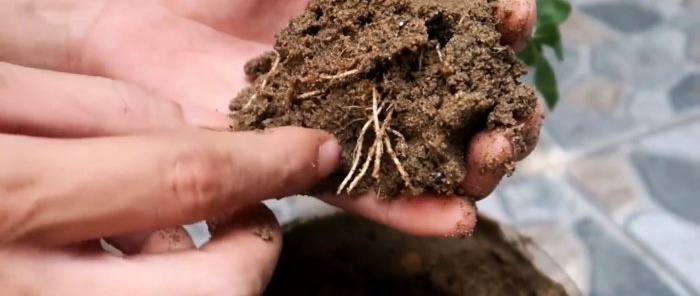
[0,0,539,294]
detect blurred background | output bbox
[191,0,700,295]
[478,0,700,295]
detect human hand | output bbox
[156,0,542,236]
[0,0,539,294]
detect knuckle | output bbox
[167,143,233,216]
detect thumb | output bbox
[0,126,340,246]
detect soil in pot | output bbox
[230,0,537,198]
[264,213,568,296]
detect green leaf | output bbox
[533,21,564,60]
[534,54,559,109]
[517,42,538,66]
[536,0,572,25]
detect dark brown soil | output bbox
[230,0,537,198]
[264,213,569,296]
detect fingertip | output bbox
[140,227,196,254]
[462,130,513,199]
[247,126,341,179]
[202,204,282,292]
[495,0,536,52]
[515,101,544,161]
[205,204,281,248]
[317,136,342,178]
[204,126,340,207]
[323,192,478,237]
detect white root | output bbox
[336,88,412,195]
[388,128,406,142]
[319,69,360,80]
[374,106,395,178]
[347,141,377,193]
[297,90,322,99]
[436,44,443,62]
[337,119,373,194]
[244,51,281,109]
[383,134,414,192]
[371,88,383,178]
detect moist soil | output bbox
[264,213,569,296]
[230,0,537,198]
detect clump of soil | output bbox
[264,213,569,296]
[230,0,537,198]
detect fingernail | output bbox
[447,199,478,238]
[181,103,235,130]
[317,137,341,177]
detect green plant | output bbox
[518,0,572,110]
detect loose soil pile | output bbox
[230,0,537,198]
[264,213,569,296]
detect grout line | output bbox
[514,107,700,178]
[548,173,698,296]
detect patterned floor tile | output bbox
[670,73,700,112]
[560,9,619,46]
[626,211,700,293]
[497,174,582,226]
[684,0,700,10]
[631,152,700,225]
[581,2,662,33]
[591,28,688,91]
[687,24,700,64]
[576,218,681,296]
[631,121,700,224]
[568,150,642,217]
[494,175,594,295]
[545,75,634,150]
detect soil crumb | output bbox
[230,0,537,198]
[264,213,568,296]
[253,225,275,242]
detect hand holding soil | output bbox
[0,0,538,294]
[233,0,541,236]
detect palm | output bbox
[0,0,539,294]
[73,0,540,234]
[76,0,289,112]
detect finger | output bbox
[105,227,196,256]
[322,192,477,237]
[61,240,104,255]
[0,126,340,246]
[0,1,266,113]
[0,206,281,296]
[201,204,282,293]
[461,130,513,200]
[104,232,155,256]
[495,0,537,52]
[515,101,544,161]
[140,227,196,254]
[160,0,310,44]
[461,101,543,199]
[79,1,269,113]
[161,0,535,48]
[0,62,232,137]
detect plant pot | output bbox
[263,199,582,296]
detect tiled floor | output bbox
[482,0,700,294]
[188,1,700,295]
